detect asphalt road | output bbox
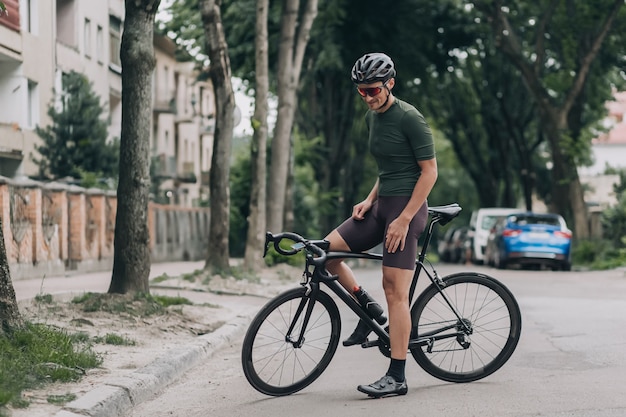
[129,263,626,417]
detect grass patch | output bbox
[93,333,136,346]
[72,292,164,316]
[0,323,101,411]
[34,293,54,304]
[152,295,192,307]
[47,393,77,405]
[72,292,193,315]
[151,273,171,284]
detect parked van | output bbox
[469,208,519,264]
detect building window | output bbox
[21,0,39,35]
[109,15,122,69]
[96,25,104,63]
[56,0,77,47]
[84,18,92,58]
[27,80,39,129]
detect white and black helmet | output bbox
[351,53,396,84]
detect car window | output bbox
[481,215,505,230]
[511,215,560,226]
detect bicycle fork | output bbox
[284,283,321,348]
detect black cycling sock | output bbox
[386,358,406,382]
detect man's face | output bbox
[356,79,393,111]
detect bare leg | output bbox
[324,229,358,293]
[325,229,375,346]
[382,265,413,360]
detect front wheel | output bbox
[410,273,521,383]
[241,287,341,396]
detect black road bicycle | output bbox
[241,203,522,396]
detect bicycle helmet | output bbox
[351,53,396,84]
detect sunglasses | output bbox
[356,85,384,97]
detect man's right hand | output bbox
[352,200,373,220]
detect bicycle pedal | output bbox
[360,339,380,348]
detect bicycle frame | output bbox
[285,207,471,353]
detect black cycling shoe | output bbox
[342,319,371,346]
[357,375,408,398]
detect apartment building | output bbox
[0,0,213,207]
[152,34,214,207]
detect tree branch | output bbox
[563,0,624,115]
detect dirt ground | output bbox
[8,264,300,417]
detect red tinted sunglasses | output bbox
[356,86,384,97]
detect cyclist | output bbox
[324,52,438,398]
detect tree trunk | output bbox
[0,217,23,334]
[542,113,590,237]
[109,0,161,294]
[243,0,269,271]
[266,0,318,233]
[200,0,235,271]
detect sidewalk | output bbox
[10,261,293,417]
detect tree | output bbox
[108,0,161,294]
[0,0,23,336]
[473,0,626,238]
[33,71,119,182]
[0,217,22,334]
[266,0,318,233]
[200,0,235,271]
[243,0,269,271]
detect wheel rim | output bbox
[413,278,519,380]
[247,293,337,391]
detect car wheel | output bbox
[561,261,571,271]
[494,252,507,270]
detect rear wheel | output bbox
[410,273,521,383]
[241,287,341,396]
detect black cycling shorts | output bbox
[336,196,428,270]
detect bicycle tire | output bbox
[241,287,341,396]
[410,272,521,383]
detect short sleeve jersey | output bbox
[366,98,435,196]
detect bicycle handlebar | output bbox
[264,231,327,266]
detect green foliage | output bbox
[572,239,626,270]
[228,142,252,257]
[263,245,306,267]
[0,323,101,410]
[572,172,626,269]
[33,71,119,182]
[601,171,626,248]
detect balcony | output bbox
[152,153,176,179]
[152,89,176,114]
[177,162,197,184]
[200,171,210,186]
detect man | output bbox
[325,52,438,398]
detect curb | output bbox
[54,314,253,417]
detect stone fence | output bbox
[0,176,210,280]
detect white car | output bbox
[469,208,520,264]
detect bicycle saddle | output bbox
[428,203,462,225]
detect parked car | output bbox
[469,208,520,264]
[484,212,572,271]
[448,226,470,263]
[437,226,458,263]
